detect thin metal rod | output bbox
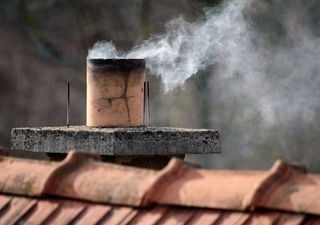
[143,81,146,126]
[147,81,150,126]
[67,81,70,128]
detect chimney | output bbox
[87,59,146,127]
[11,58,221,169]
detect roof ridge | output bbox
[141,158,189,205]
[242,159,307,210]
[1,151,320,216]
[42,150,102,195]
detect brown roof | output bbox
[0,150,320,225]
[1,195,318,225]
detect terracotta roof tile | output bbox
[245,212,280,225]
[0,196,10,210]
[23,201,59,225]
[75,205,111,225]
[218,212,251,225]
[187,210,221,225]
[0,197,36,225]
[0,151,158,206]
[276,214,306,225]
[0,194,319,225]
[128,206,168,225]
[102,207,135,225]
[46,201,87,225]
[149,159,320,215]
[156,207,195,225]
[0,150,320,222]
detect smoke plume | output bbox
[208,0,320,169]
[89,0,320,169]
[88,0,251,91]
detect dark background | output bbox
[1,0,320,171]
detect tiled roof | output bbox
[0,150,320,224]
[1,194,319,225]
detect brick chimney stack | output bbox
[11,58,220,169]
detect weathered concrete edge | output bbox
[11,128,116,155]
[11,127,221,155]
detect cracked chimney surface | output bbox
[87,59,146,127]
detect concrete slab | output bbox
[11,126,220,155]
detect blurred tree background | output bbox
[1,0,320,171]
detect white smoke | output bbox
[88,41,119,59]
[214,0,320,128]
[88,0,320,169]
[88,0,252,91]
[206,0,320,168]
[87,0,320,132]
